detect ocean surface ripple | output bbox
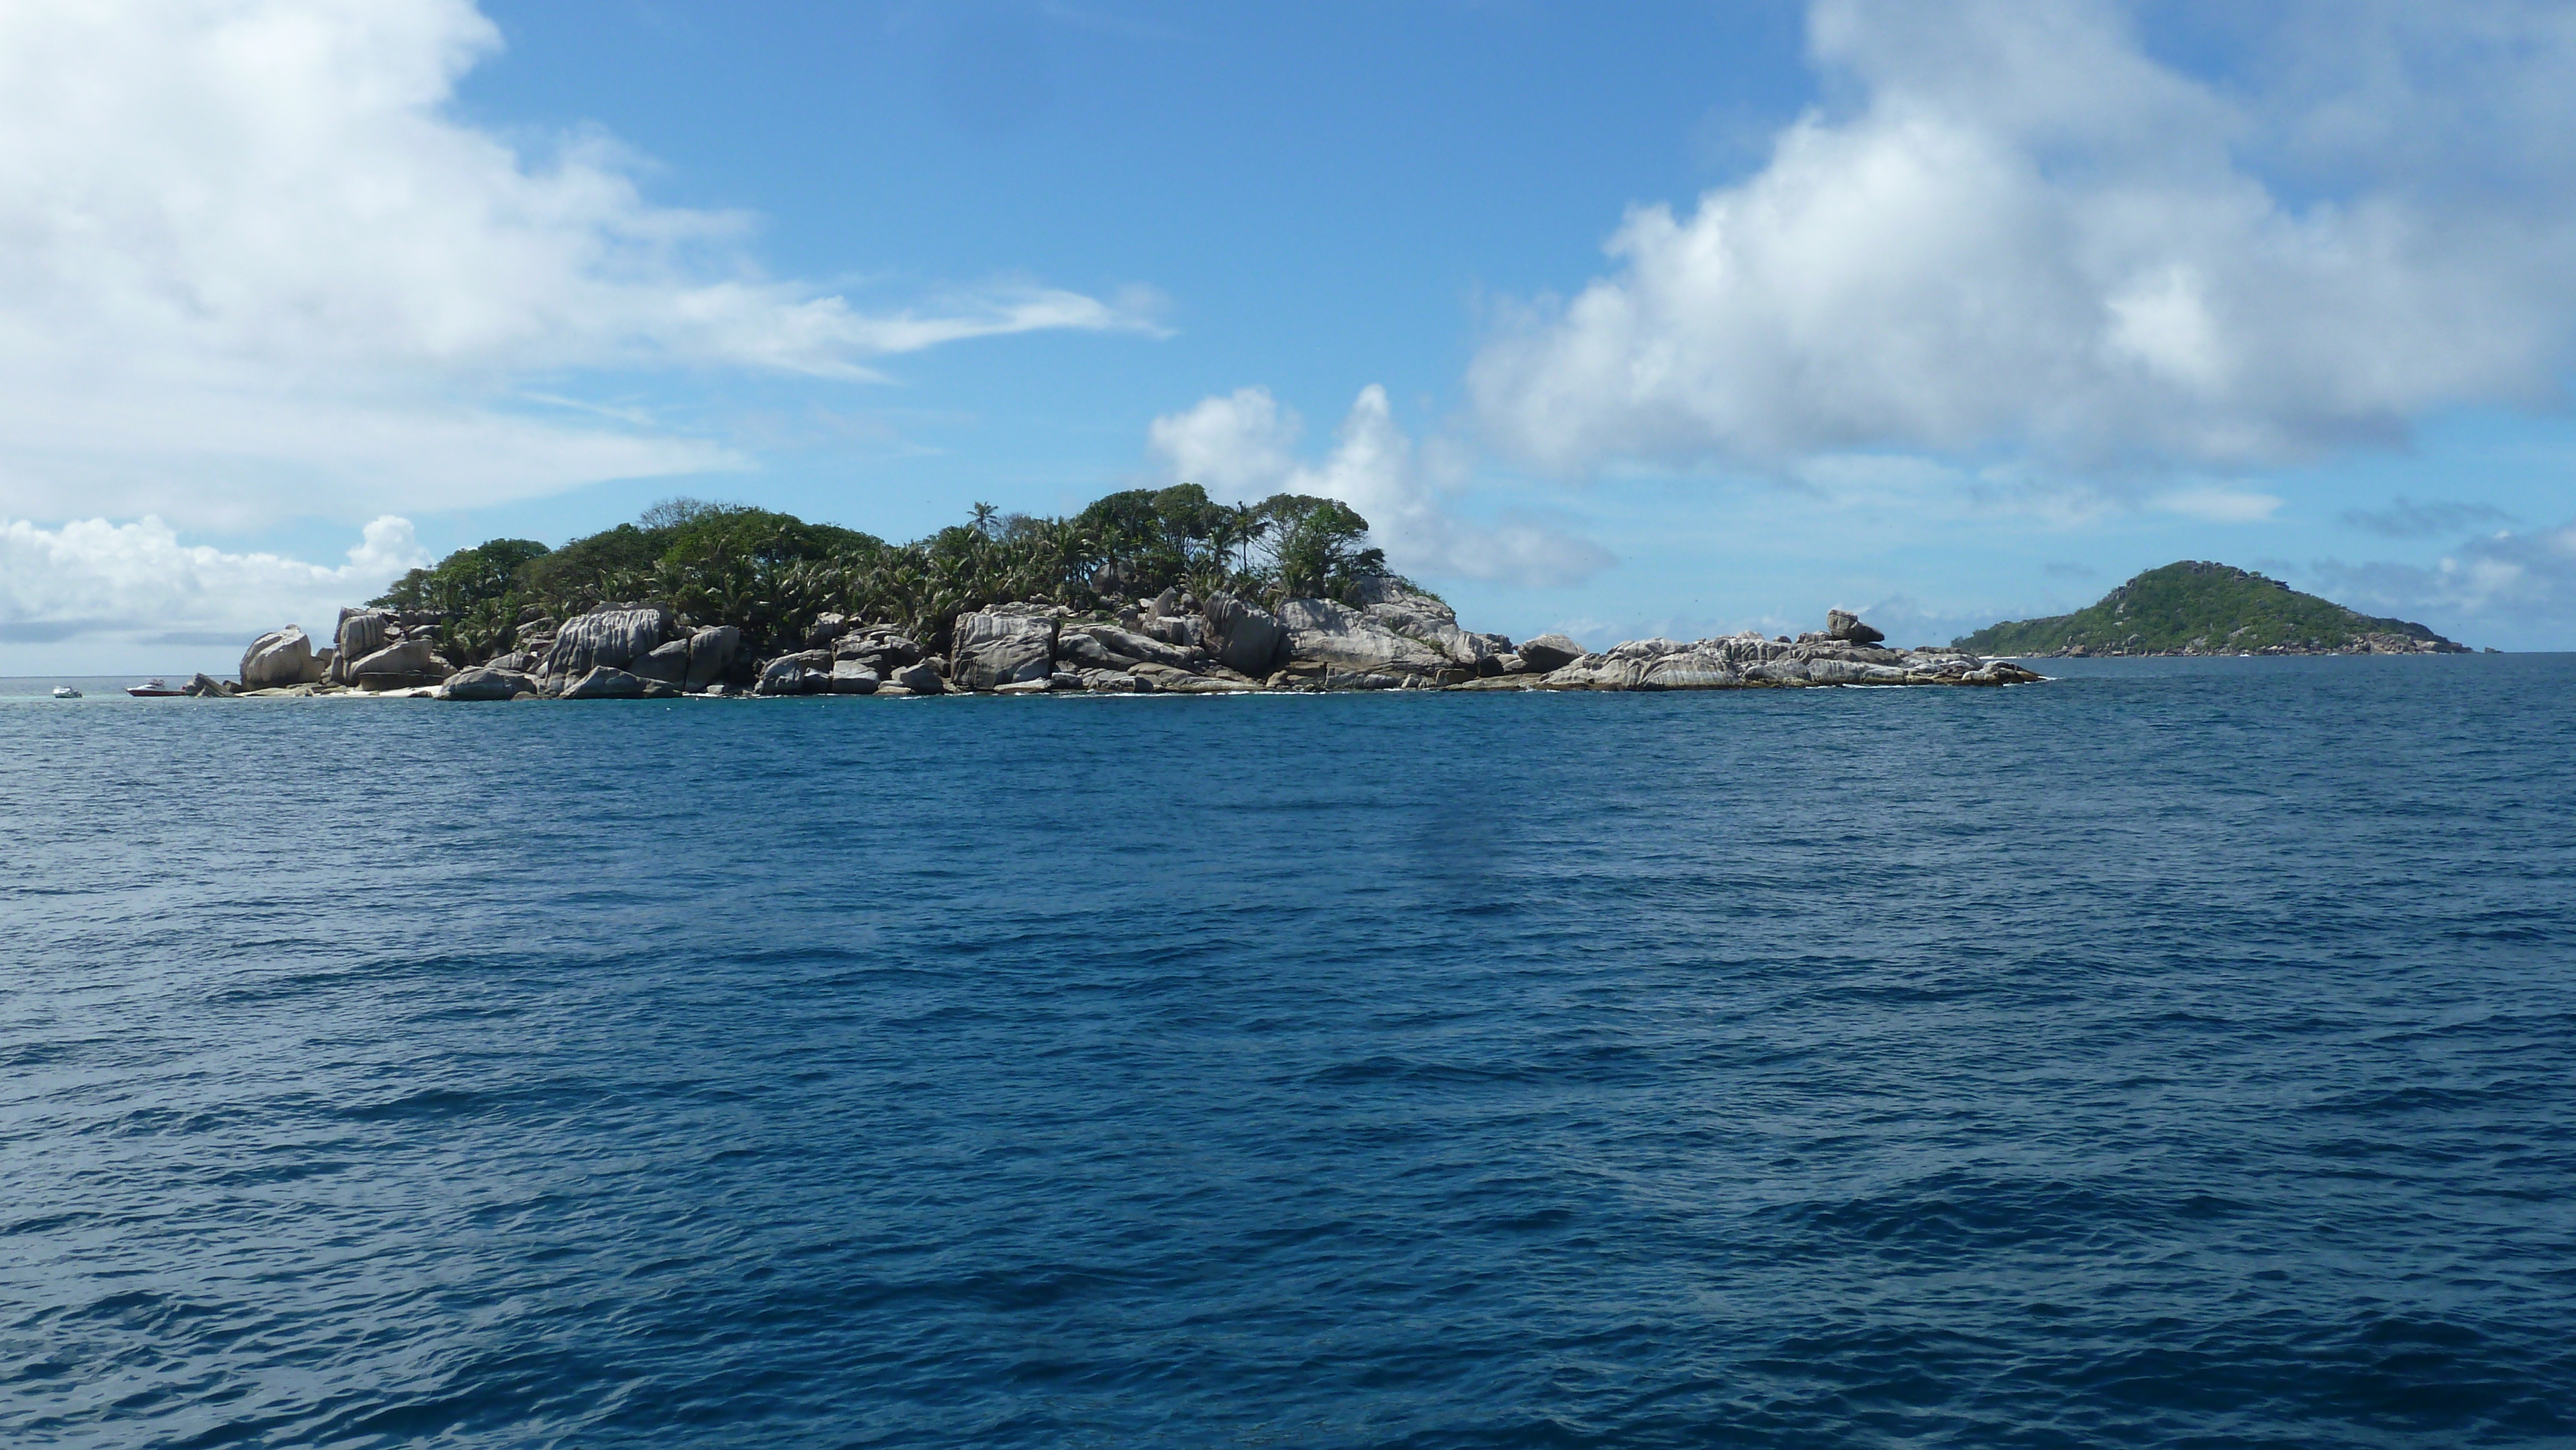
[5,655,2573,1447]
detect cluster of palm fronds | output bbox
[372,486,1399,666]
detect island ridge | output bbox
[1956,561,2472,657]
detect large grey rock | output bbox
[755,651,833,695]
[1517,634,1585,673]
[754,655,801,695]
[561,666,647,699]
[537,607,671,688]
[1351,580,1507,668]
[1077,668,1147,693]
[442,666,538,701]
[1801,657,1898,685]
[331,609,391,684]
[240,626,322,688]
[1609,637,1689,660]
[1349,575,1411,607]
[1639,652,1745,689]
[685,626,741,690]
[1826,609,1886,645]
[951,611,1058,691]
[1128,662,1258,693]
[1055,631,1121,672]
[629,638,694,685]
[835,627,922,671]
[805,612,850,648]
[1545,642,1738,691]
[828,661,880,695]
[488,650,537,674]
[1202,595,1289,675]
[182,672,236,697]
[1534,637,1701,690]
[889,661,945,694]
[1143,614,1203,648]
[1069,624,1198,670]
[350,638,453,690]
[1537,656,1638,690]
[1278,598,1446,673]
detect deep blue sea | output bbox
[5,656,2573,1448]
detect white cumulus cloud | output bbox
[1468,0,2576,478]
[0,0,1152,529]
[1147,386,1614,588]
[0,515,426,657]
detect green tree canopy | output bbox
[399,486,1412,667]
[1254,494,1383,599]
[371,538,551,615]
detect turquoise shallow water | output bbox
[4,656,2573,1447]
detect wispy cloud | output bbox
[0,0,1155,530]
[2338,495,2517,538]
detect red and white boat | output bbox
[125,677,186,697]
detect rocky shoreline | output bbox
[191,582,2043,699]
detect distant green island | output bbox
[1955,561,2471,657]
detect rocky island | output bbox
[189,490,2044,699]
[1958,561,2472,657]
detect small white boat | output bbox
[52,686,81,699]
[126,677,185,697]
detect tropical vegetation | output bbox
[371,486,1398,665]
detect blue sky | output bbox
[5,0,2575,670]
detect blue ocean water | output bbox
[4,656,2573,1448]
